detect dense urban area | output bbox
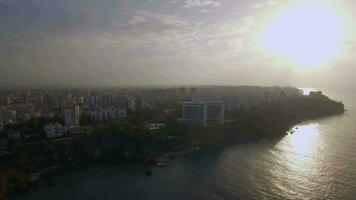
[0,86,344,199]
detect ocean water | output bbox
[19,90,356,200]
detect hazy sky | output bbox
[0,0,355,88]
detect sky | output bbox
[0,0,355,88]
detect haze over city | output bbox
[0,0,355,88]
[2,1,356,199]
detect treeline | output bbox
[181,94,344,146]
[236,94,344,139]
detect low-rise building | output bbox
[147,123,165,130]
[111,108,127,119]
[43,123,65,138]
[207,102,224,124]
[0,121,3,133]
[7,129,22,140]
[0,138,8,152]
[65,126,92,135]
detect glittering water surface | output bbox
[20,90,356,200]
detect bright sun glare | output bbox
[260,0,347,68]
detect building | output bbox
[65,126,84,135]
[147,123,165,130]
[180,102,208,127]
[0,121,3,133]
[207,102,224,124]
[100,95,111,108]
[126,99,135,111]
[0,138,8,152]
[97,108,109,121]
[64,105,80,126]
[116,96,126,110]
[90,110,103,121]
[90,107,126,122]
[43,123,65,138]
[114,96,127,119]
[179,101,224,127]
[140,102,154,110]
[111,108,127,119]
[65,126,93,135]
[7,129,21,140]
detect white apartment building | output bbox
[179,101,224,127]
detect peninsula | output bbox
[0,87,344,198]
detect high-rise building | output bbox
[90,107,126,122]
[116,96,126,110]
[181,102,208,127]
[179,101,224,127]
[100,95,112,108]
[64,105,80,126]
[127,99,135,111]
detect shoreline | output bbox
[10,113,343,200]
[6,94,345,199]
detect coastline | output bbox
[5,93,345,199]
[9,112,344,200]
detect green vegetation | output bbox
[180,93,344,147]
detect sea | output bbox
[17,89,356,200]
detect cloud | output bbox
[199,9,212,13]
[251,0,276,9]
[114,10,190,39]
[183,0,220,8]
[0,0,355,87]
[0,0,298,87]
[0,8,263,86]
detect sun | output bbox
[259,0,347,68]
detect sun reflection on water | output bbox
[287,124,319,155]
[270,123,322,197]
